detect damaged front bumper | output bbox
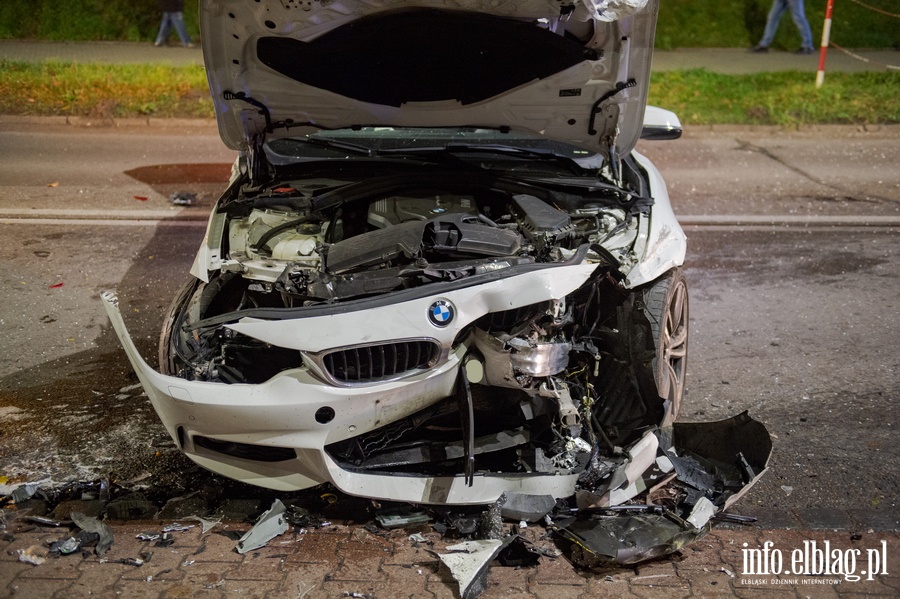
[100,262,602,503]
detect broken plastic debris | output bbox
[49,537,81,555]
[408,533,428,544]
[438,539,506,599]
[47,182,59,187]
[133,195,149,201]
[11,483,41,503]
[48,282,64,289]
[686,497,717,529]
[17,546,47,565]
[375,505,431,529]
[184,514,222,533]
[162,522,195,533]
[500,493,556,523]
[70,512,114,556]
[136,533,160,541]
[236,499,288,554]
[170,191,197,206]
[781,485,794,497]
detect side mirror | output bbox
[641,106,682,140]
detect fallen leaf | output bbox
[47,182,59,187]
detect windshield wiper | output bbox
[379,143,588,175]
[296,137,376,156]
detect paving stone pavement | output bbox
[2,521,898,598]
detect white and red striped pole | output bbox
[816,0,835,88]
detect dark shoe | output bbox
[749,44,769,53]
[795,46,815,55]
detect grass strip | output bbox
[1,60,898,125]
[0,60,213,119]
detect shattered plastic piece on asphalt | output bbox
[17,546,47,565]
[136,533,161,542]
[500,493,556,523]
[70,512,114,556]
[184,514,222,533]
[49,537,81,555]
[118,557,144,567]
[11,483,41,504]
[439,537,510,599]
[236,499,288,554]
[170,191,197,206]
[284,505,325,528]
[155,533,175,547]
[375,505,432,529]
[162,522,195,533]
[686,497,717,529]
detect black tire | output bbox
[641,268,689,426]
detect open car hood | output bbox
[200,0,658,160]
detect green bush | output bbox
[657,0,898,49]
[0,0,199,41]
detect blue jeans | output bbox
[155,11,191,45]
[759,0,814,49]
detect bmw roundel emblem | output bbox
[428,300,454,327]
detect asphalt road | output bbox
[0,121,898,530]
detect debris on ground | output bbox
[437,538,508,599]
[170,191,197,206]
[16,545,47,565]
[375,505,431,529]
[70,512,114,556]
[235,499,288,554]
[184,514,222,533]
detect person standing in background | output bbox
[154,0,194,48]
[749,0,815,54]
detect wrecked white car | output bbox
[104,0,770,562]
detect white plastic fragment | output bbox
[236,499,289,554]
[17,546,46,565]
[185,514,223,533]
[686,497,717,529]
[439,540,504,599]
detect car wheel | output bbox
[642,268,688,426]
